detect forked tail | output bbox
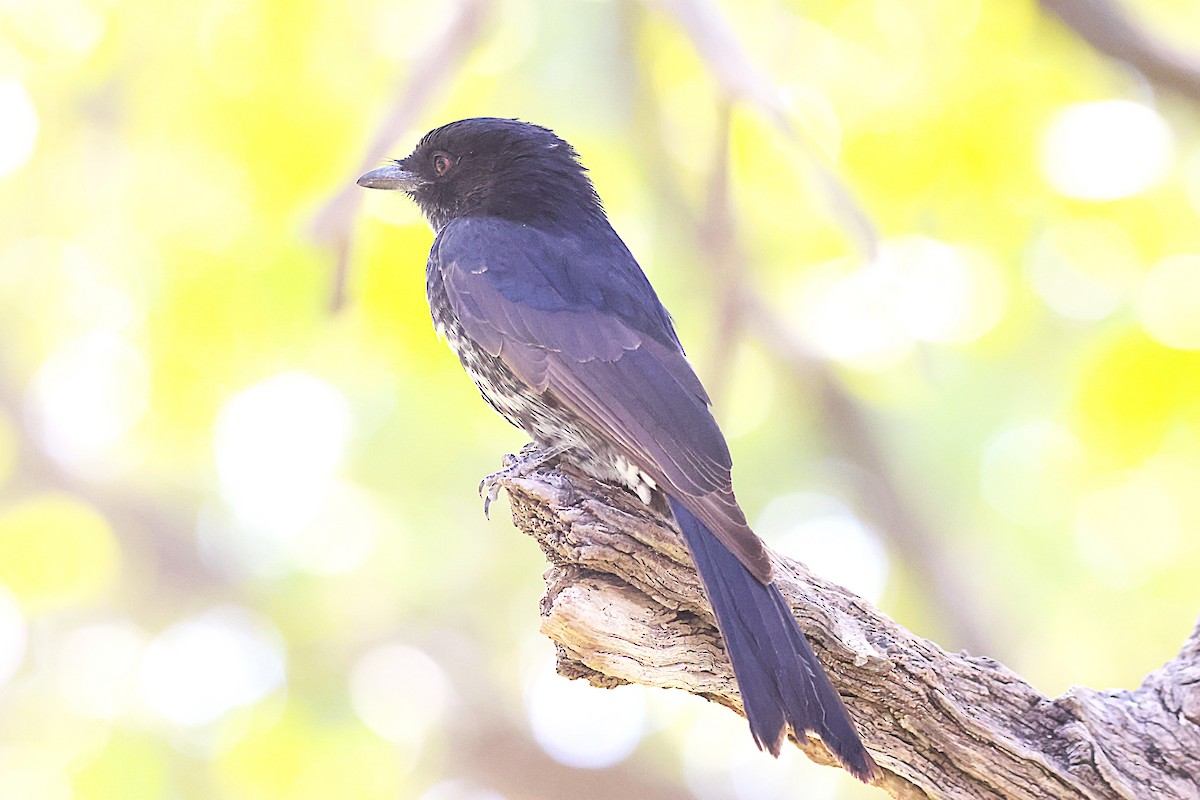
[668,496,877,782]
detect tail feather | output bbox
[669,496,877,782]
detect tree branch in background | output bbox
[1041,0,1200,104]
[310,0,491,310]
[615,6,993,655]
[644,0,879,260]
[499,466,1200,800]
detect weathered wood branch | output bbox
[498,465,1200,800]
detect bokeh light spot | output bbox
[1073,332,1200,465]
[5,0,106,64]
[31,330,150,477]
[214,372,353,548]
[349,643,450,751]
[0,748,71,800]
[0,584,27,688]
[0,79,38,177]
[720,345,777,441]
[526,667,645,769]
[199,479,382,578]
[798,237,1005,371]
[981,421,1085,526]
[139,606,286,727]
[884,237,1006,345]
[0,493,119,610]
[56,620,146,719]
[217,705,402,800]
[801,261,912,370]
[1041,101,1173,201]
[71,732,169,800]
[288,482,381,575]
[1027,219,1142,321]
[683,717,838,800]
[756,493,888,603]
[1136,254,1200,350]
[1075,473,1181,586]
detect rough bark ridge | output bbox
[498,466,1200,800]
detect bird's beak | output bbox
[357,163,424,191]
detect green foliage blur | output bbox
[1,0,1199,798]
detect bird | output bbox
[358,117,877,782]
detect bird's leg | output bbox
[479,441,571,518]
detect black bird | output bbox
[358,118,877,781]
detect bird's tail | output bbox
[668,496,877,782]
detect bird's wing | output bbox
[433,218,772,582]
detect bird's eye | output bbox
[432,153,454,176]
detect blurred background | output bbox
[2,0,1200,797]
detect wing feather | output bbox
[434,218,772,581]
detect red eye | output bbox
[433,153,454,176]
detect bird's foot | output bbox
[479,442,570,519]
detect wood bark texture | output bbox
[496,465,1200,800]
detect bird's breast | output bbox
[426,265,658,505]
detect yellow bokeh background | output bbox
[2,0,1200,798]
[0,493,119,609]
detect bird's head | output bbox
[357,117,604,232]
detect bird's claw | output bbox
[477,444,567,519]
[480,460,513,522]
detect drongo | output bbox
[358,118,876,781]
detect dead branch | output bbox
[497,465,1200,800]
